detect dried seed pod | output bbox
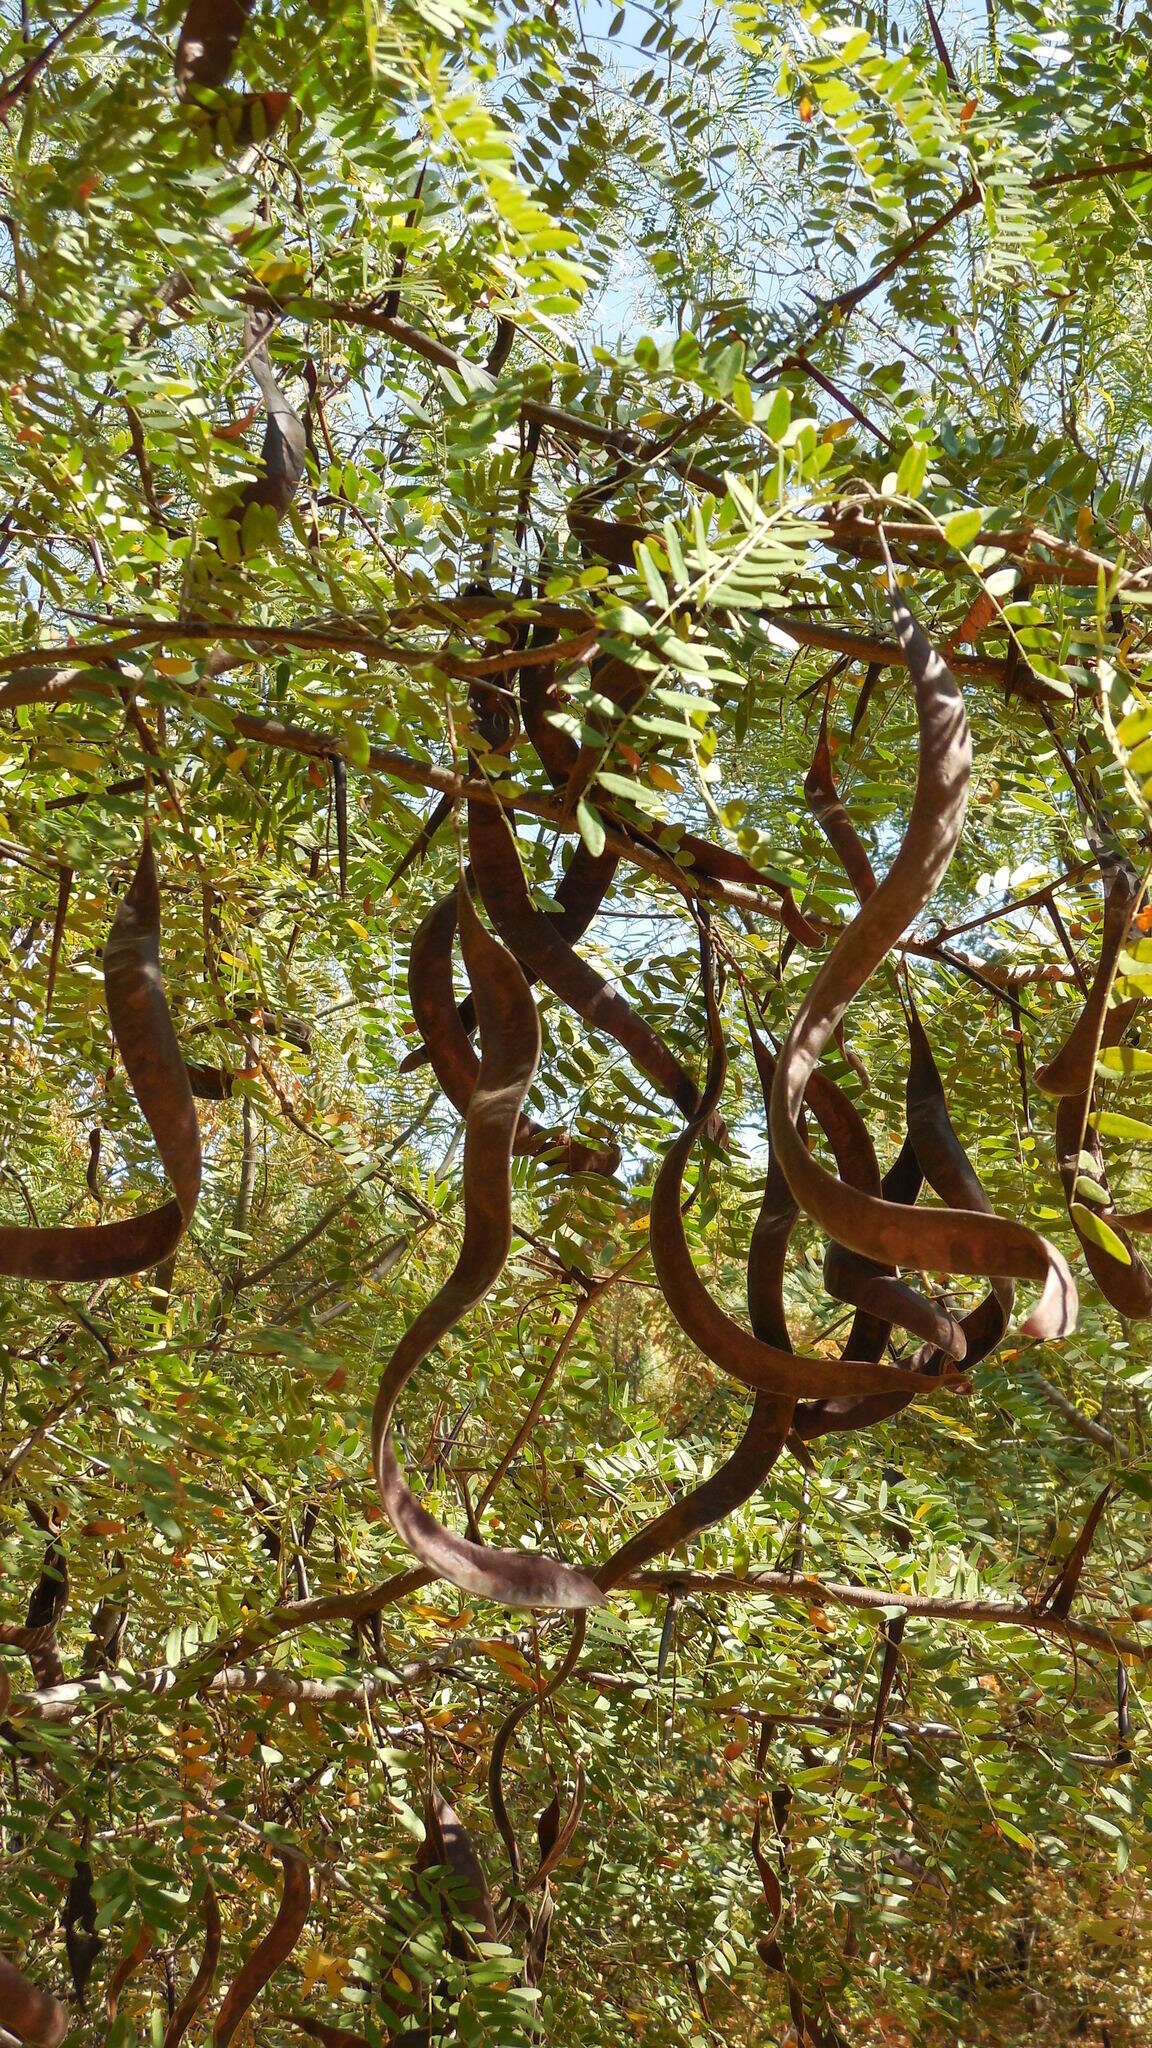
[1035,854,1138,1099]
[213,1845,310,2048]
[487,1615,588,1892]
[64,1857,99,2005]
[406,840,618,1064]
[0,1955,66,2047]
[468,798,701,1119]
[418,1784,497,1954]
[186,1062,235,1101]
[407,888,619,1178]
[652,939,956,1405]
[44,865,72,1019]
[375,881,604,1609]
[1039,1484,1113,1620]
[804,698,877,906]
[0,840,201,1280]
[596,1395,791,1592]
[901,992,1014,1368]
[22,1518,67,1689]
[747,1022,927,1442]
[163,1876,221,2048]
[228,308,307,534]
[869,1612,906,1764]
[175,0,255,95]
[770,584,1075,1341]
[1055,1011,1152,1315]
[1042,857,1152,1315]
[286,2018,370,2047]
[105,1924,153,2020]
[809,1064,967,1359]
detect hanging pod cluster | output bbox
[373,572,1088,1615]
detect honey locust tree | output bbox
[2,0,1152,2044]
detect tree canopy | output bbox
[2,0,1152,2043]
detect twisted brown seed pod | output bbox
[406,888,618,1177]
[0,840,201,1280]
[286,2019,370,2047]
[770,581,1076,1341]
[486,1613,587,1897]
[1055,997,1152,1315]
[0,1955,66,2047]
[1035,855,1152,1312]
[869,1612,906,1764]
[213,1846,310,2048]
[746,1022,930,1442]
[417,1785,497,1954]
[231,307,307,531]
[808,1065,966,1359]
[591,998,793,1587]
[162,1876,221,2048]
[801,711,962,1351]
[105,1924,153,2021]
[804,697,878,907]
[374,880,604,1609]
[651,933,955,1403]
[468,796,702,1119]
[175,0,254,95]
[1035,853,1138,1099]
[903,993,1015,1364]
[595,1396,792,1593]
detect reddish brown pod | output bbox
[407,887,620,1178]
[770,580,1076,1341]
[417,1784,497,1955]
[651,932,953,1405]
[0,839,201,1281]
[374,881,604,1609]
[175,0,256,96]
[162,1876,221,2048]
[0,1954,67,2047]
[468,797,702,1120]
[213,1846,311,2047]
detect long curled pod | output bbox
[651,936,957,1404]
[769,580,1076,1341]
[746,1022,929,1443]
[163,1877,222,2048]
[1055,997,1152,1316]
[800,700,961,1353]
[487,1612,588,1897]
[406,889,618,1177]
[804,698,878,907]
[417,1785,497,1953]
[807,1065,966,1359]
[903,993,1015,1362]
[526,1766,585,1892]
[213,1845,310,2048]
[468,797,702,1119]
[229,307,306,533]
[0,1955,66,2047]
[105,1923,153,2022]
[1035,853,1139,1099]
[403,840,619,1072]
[286,2019,369,2047]
[375,881,604,1609]
[1033,856,1152,1313]
[595,1393,792,1593]
[0,840,201,1280]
